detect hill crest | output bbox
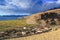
[26,9,60,24]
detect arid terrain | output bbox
[0,9,60,40]
[7,29,60,40]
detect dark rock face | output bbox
[40,12,60,25]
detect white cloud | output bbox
[0,0,32,10]
[0,0,60,15]
[0,0,32,15]
[56,0,60,4]
[5,0,31,9]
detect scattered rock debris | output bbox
[0,26,53,40]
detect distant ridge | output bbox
[0,15,29,17]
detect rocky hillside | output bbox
[0,9,60,40]
[26,9,60,26]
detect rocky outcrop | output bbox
[26,9,60,26]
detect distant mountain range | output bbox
[0,15,28,17]
[0,15,29,20]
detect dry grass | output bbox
[7,29,60,40]
[0,19,37,31]
[0,20,27,31]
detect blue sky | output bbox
[0,0,60,15]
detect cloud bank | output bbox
[0,0,60,15]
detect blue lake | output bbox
[0,15,27,20]
[0,17,19,20]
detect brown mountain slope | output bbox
[26,9,60,25]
